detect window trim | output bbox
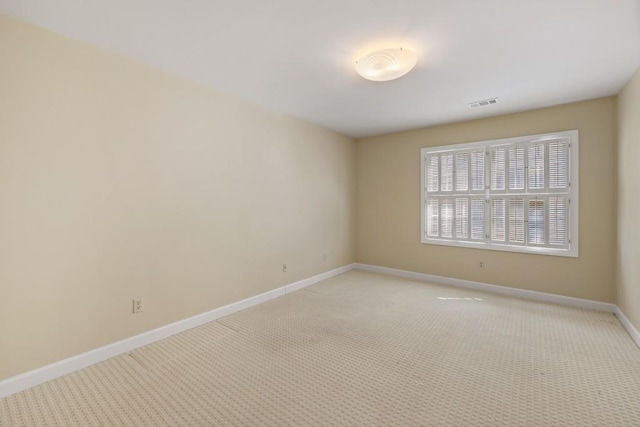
[420,130,579,258]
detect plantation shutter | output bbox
[528,199,545,245]
[455,198,469,239]
[528,143,545,190]
[549,196,568,245]
[549,140,569,189]
[470,198,485,240]
[455,152,469,191]
[490,147,506,191]
[426,199,439,237]
[508,146,525,190]
[422,130,576,256]
[470,150,485,191]
[509,198,525,243]
[441,199,454,238]
[427,155,439,192]
[441,154,454,192]
[490,198,506,241]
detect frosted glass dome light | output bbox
[355,47,417,82]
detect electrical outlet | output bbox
[133,298,144,313]
[282,264,288,273]
[323,253,327,261]
[479,261,485,270]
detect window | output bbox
[421,130,578,257]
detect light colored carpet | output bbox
[1,270,639,426]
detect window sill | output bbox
[420,237,578,258]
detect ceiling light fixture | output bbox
[355,47,417,82]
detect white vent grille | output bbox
[469,98,499,108]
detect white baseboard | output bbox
[614,306,640,349]
[354,263,616,312]
[354,263,640,348]
[0,264,355,399]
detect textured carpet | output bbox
[1,270,639,426]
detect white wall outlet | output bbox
[479,261,485,270]
[282,264,287,273]
[323,253,327,261]
[133,298,144,313]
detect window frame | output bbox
[420,130,579,258]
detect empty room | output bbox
[1,0,640,425]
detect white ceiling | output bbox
[2,0,639,138]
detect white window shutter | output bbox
[470,150,485,191]
[470,198,485,240]
[455,152,469,191]
[549,196,568,245]
[528,143,545,190]
[527,199,545,244]
[509,198,525,243]
[441,198,454,238]
[427,155,439,192]
[455,198,469,239]
[491,147,506,191]
[441,154,454,192]
[549,140,569,189]
[426,199,439,237]
[491,198,506,241]
[508,146,525,190]
[421,130,577,257]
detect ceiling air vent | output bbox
[469,98,499,108]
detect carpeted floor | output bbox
[2,270,639,426]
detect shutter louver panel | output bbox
[455,198,469,239]
[426,155,439,192]
[441,154,454,192]
[455,152,469,191]
[528,199,545,245]
[491,198,506,241]
[549,196,568,245]
[491,147,506,190]
[441,199,454,238]
[426,199,439,237]
[471,150,485,191]
[528,143,545,190]
[508,146,525,190]
[509,198,525,243]
[471,198,485,240]
[549,140,569,189]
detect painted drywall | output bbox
[616,67,640,332]
[0,16,356,380]
[357,98,617,302]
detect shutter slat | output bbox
[528,199,545,244]
[455,152,469,191]
[426,155,439,192]
[509,146,525,190]
[509,198,525,243]
[491,198,506,241]
[441,154,454,192]
[491,148,506,190]
[549,140,569,189]
[455,198,469,239]
[441,198,454,238]
[549,196,568,245]
[426,199,439,237]
[471,150,485,191]
[528,143,545,190]
[471,198,485,240]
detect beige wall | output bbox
[357,98,617,303]
[0,16,356,380]
[616,67,640,332]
